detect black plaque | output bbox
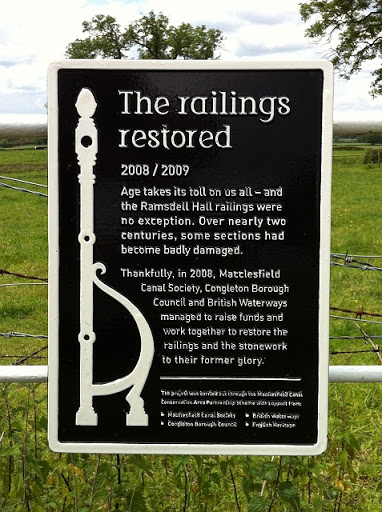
[48,61,332,454]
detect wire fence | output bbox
[1,139,382,378]
[0,176,48,197]
[1,175,382,365]
[2,253,382,364]
[331,253,382,271]
[0,332,48,339]
[327,253,382,363]
[0,172,48,365]
[0,175,48,188]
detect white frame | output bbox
[48,59,333,455]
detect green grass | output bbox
[330,149,382,367]
[0,148,47,165]
[2,148,382,510]
[0,150,48,362]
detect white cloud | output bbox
[231,21,310,58]
[0,0,380,115]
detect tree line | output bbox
[65,11,223,60]
[65,4,382,98]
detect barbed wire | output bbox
[330,348,382,355]
[353,320,382,363]
[331,253,382,271]
[0,175,47,188]
[0,346,48,365]
[330,335,382,340]
[330,303,382,367]
[331,261,382,271]
[0,332,47,339]
[0,268,47,282]
[330,306,382,319]
[13,346,48,365]
[0,355,47,360]
[331,253,382,259]
[329,303,382,362]
[0,283,47,287]
[330,309,382,364]
[0,251,381,365]
[0,181,48,197]
[330,314,382,326]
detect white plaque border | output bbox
[48,59,333,455]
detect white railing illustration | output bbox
[73,88,154,426]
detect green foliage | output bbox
[357,133,382,145]
[278,481,300,510]
[0,137,47,148]
[66,14,128,59]
[300,0,382,96]
[363,148,381,164]
[248,496,268,512]
[65,11,224,60]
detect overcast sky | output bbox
[1,0,381,117]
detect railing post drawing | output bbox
[74,88,155,427]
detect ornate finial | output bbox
[75,88,98,168]
[75,88,97,118]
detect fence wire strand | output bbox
[0,283,47,287]
[0,175,47,188]
[330,348,382,355]
[2,247,382,363]
[354,321,382,363]
[0,268,47,282]
[330,314,382,326]
[332,253,382,259]
[0,181,48,197]
[331,253,382,271]
[330,335,382,340]
[0,355,47,360]
[13,346,48,365]
[330,306,382,319]
[0,332,48,339]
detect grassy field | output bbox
[1,148,382,511]
[0,150,47,363]
[330,146,382,368]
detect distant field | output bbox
[1,147,382,511]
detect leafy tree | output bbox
[66,14,129,59]
[300,0,382,96]
[65,11,223,60]
[357,133,382,145]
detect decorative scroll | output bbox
[74,88,154,427]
